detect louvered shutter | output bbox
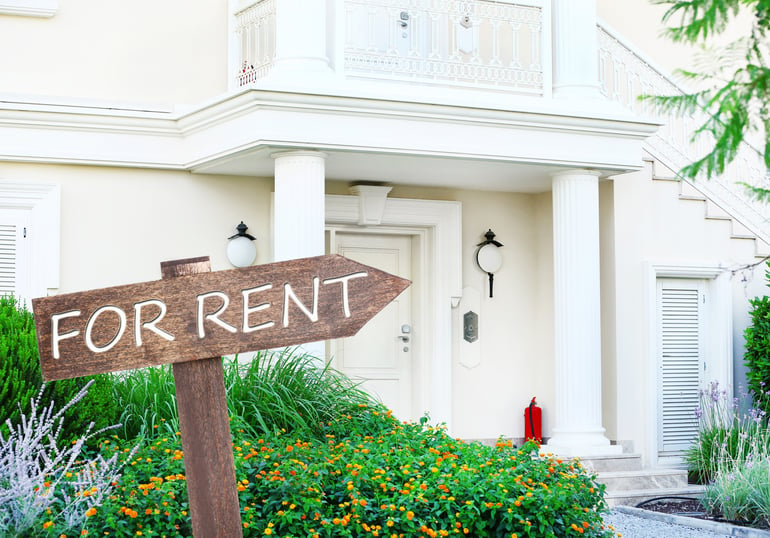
[0,210,31,304]
[0,223,17,296]
[657,279,703,456]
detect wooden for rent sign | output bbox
[33,254,410,381]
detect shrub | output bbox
[69,408,614,538]
[744,264,770,417]
[0,295,41,433]
[0,296,120,444]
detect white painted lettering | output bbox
[283,277,319,327]
[242,284,275,333]
[85,306,127,354]
[322,271,368,318]
[197,291,237,338]
[134,299,174,346]
[51,310,81,360]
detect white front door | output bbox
[331,232,414,420]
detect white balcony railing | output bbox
[234,0,545,95]
[598,24,770,243]
[343,0,544,94]
[235,0,276,87]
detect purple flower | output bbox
[694,406,703,419]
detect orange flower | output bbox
[42,521,53,529]
[85,507,97,517]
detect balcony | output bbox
[233,0,547,95]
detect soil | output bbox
[636,497,770,532]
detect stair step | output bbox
[606,485,706,508]
[597,469,688,491]
[578,454,642,473]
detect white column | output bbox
[272,150,326,261]
[272,150,327,360]
[552,0,600,99]
[271,1,332,79]
[546,170,619,456]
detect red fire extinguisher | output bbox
[524,397,542,444]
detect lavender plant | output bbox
[0,380,135,536]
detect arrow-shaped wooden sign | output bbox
[32,254,410,381]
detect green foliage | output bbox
[40,412,613,538]
[0,296,40,433]
[110,349,379,441]
[744,267,770,414]
[110,365,180,440]
[0,296,119,443]
[646,0,770,201]
[224,349,376,438]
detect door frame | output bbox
[644,262,732,468]
[326,194,462,431]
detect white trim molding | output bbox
[644,261,733,467]
[0,0,57,17]
[326,194,461,431]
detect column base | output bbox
[543,430,622,457]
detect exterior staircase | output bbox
[580,454,705,508]
[649,157,770,261]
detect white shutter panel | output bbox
[657,280,703,456]
[0,223,17,296]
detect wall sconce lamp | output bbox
[475,229,503,297]
[226,221,257,268]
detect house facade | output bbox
[1,0,768,469]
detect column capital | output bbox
[271,150,328,161]
[551,169,602,180]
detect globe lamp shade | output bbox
[227,221,257,267]
[476,243,502,274]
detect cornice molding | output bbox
[0,88,659,172]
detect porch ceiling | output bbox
[191,147,560,194]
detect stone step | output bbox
[597,468,688,491]
[578,454,642,473]
[605,485,706,508]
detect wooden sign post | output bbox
[32,254,410,536]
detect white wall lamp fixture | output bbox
[226,221,257,268]
[475,229,503,298]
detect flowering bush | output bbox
[47,407,617,538]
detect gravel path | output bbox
[605,506,770,538]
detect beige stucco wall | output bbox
[608,162,768,462]
[0,163,272,292]
[328,181,556,441]
[0,0,228,105]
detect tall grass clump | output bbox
[687,381,770,526]
[0,380,134,536]
[110,348,379,440]
[110,365,179,439]
[225,348,377,437]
